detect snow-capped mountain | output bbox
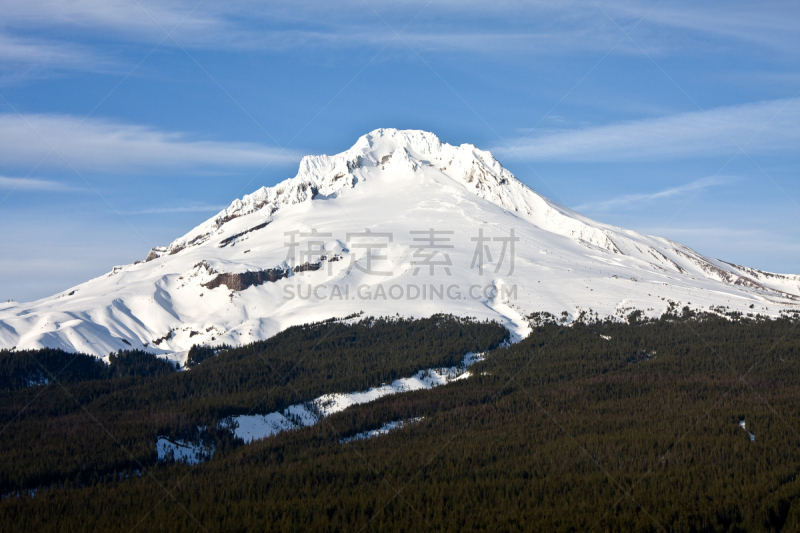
[1,128,798,361]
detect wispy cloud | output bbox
[0,0,794,85]
[0,32,110,70]
[2,0,796,58]
[605,2,800,55]
[0,176,78,192]
[652,226,765,240]
[0,31,118,83]
[0,113,300,173]
[0,3,621,56]
[120,204,228,215]
[0,0,223,42]
[498,98,800,161]
[573,176,731,212]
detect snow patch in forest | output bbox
[340,417,424,443]
[230,352,484,443]
[156,437,213,465]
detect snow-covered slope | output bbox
[1,128,798,359]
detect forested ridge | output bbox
[1,311,800,531]
[0,314,506,496]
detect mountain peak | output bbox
[357,128,445,157]
[145,129,521,261]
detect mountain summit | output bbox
[1,129,798,359]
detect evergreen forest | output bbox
[1,311,799,532]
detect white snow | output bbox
[230,351,484,443]
[25,375,49,387]
[156,437,213,465]
[738,418,755,441]
[313,364,474,417]
[1,128,798,358]
[231,412,299,442]
[340,417,424,444]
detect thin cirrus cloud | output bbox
[0,0,223,41]
[0,31,116,84]
[0,32,109,71]
[2,0,796,56]
[0,113,300,174]
[573,176,731,212]
[606,2,800,55]
[0,176,79,192]
[120,204,228,215]
[498,98,800,162]
[0,2,615,56]
[0,1,795,88]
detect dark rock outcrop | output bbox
[201,260,330,292]
[218,221,271,248]
[203,268,289,291]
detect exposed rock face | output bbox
[674,247,798,300]
[293,261,325,274]
[151,330,173,346]
[203,268,290,291]
[218,221,271,248]
[201,262,325,292]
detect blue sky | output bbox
[0,0,798,302]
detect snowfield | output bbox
[0,128,798,359]
[230,351,484,444]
